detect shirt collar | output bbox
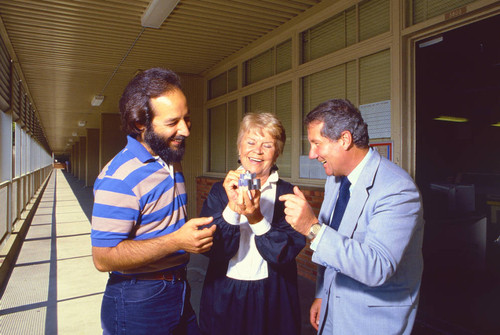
[346,147,373,191]
[154,155,174,175]
[265,169,279,185]
[125,135,155,163]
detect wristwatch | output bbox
[307,222,323,240]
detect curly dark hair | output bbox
[305,99,369,148]
[119,68,182,137]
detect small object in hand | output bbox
[238,171,261,190]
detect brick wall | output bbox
[196,176,220,216]
[196,176,324,283]
[295,186,324,282]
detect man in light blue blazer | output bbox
[280,99,424,334]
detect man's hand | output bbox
[310,298,322,331]
[279,186,317,236]
[174,217,216,254]
[92,217,216,272]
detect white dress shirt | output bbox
[311,148,374,250]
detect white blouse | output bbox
[222,170,279,280]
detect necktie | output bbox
[330,177,351,231]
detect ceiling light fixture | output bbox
[78,120,87,127]
[433,116,468,123]
[419,36,444,48]
[491,122,500,127]
[93,0,179,103]
[141,0,180,28]
[72,132,78,137]
[91,95,104,106]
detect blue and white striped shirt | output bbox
[91,135,189,274]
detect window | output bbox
[359,49,390,105]
[227,101,239,169]
[301,0,390,64]
[208,73,226,100]
[275,82,292,177]
[207,66,238,100]
[244,87,274,114]
[243,39,292,86]
[206,1,393,181]
[301,62,357,156]
[359,0,390,41]
[300,50,390,179]
[407,0,475,26]
[244,49,274,86]
[301,8,356,63]
[228,67,238,92]
[208,101,239,172]
[276,40,292,74]
[208,104,227,172]
[0,110,12,183]
[243,83,292,177]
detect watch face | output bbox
[312,223,321,234]
[308,223,322,240]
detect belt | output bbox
[111,267,187,281]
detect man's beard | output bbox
[144,124,186,165]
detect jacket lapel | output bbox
[338,150,381,237]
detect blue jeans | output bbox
[101,274,200,335]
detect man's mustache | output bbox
[171,135,186,143]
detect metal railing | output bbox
[0,165,52,247]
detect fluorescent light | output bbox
[433,116,468,123]
[141,0,180,28]
[91,95,104,106]
[419,36,444,48]
[491,122,500,127]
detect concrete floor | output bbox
[0,169,317,335]
[0,169,108,334]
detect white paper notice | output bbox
[359,100,391,139]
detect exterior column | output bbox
[86,128,100,187]
[100,113,126,170]
[78,136,87,182]
[73,142,79,178]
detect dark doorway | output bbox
[414,14,500,335]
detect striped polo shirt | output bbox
[91,135,189,274]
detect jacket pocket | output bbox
[362,288,413,307]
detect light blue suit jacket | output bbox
[313,150,424,335]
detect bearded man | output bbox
[91,68,216,335]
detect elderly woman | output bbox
[199,113,305,335]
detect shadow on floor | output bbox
[61,170,94,222]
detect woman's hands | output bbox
[223,169,243,212]
[223,169,263,224]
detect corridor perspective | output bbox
[1,1,500,334]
